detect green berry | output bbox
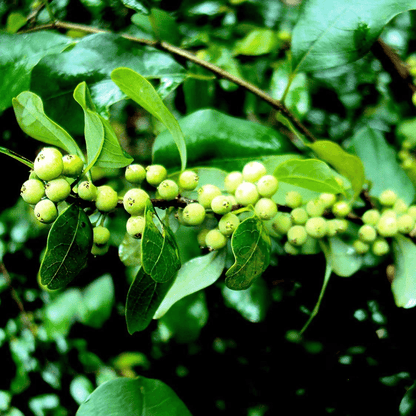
[34,147,64,181]
[178,171,199,191]
[157,180,179,201]
[305,217,327,239]
[123,188,149,215]
[319,193,336,208]
[34,199,58,224]
[126,215,146,239]
[305,199,325,217]
[372,238,390,256]
[256,175,278,198]
[95,185,119,212]
[93,226,111,246]
[218,213,240,236]
[332,201,351,218]
[224,171,243,194]
[326,219,348,236]
[198,185,222,209]
[393,198,408,214]
[205,229,227,250]
[254,198,278,220]
[242,161,266,183]
[125,164,146,184]
[91,243,109,256]
[285,191,303,209]
[287,225,308,246]
[376,214,398,237]
[271,212,292,235]
[211,195,231,215]
[197,229,210,247]
[397,214,415,234]
[362,209,380,226]
[353,240,370,254]
[78,181,97,201]
[379,189,398,206]
[234,182,259,206]
[284,241,300,255]
[358,224,377,243]
[183,203,206,226]
[45,178,71,202]
[62,154,84,177]
[407,205,416,219]
[21,179,45,204]
[290,207,308,225]
[146,165,167,186]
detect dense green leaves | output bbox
[39,204,93,290]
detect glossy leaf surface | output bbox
[326,237,363,278]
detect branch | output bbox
[18,21,317,143]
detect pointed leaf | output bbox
[326,237,363,277]
[149,8,181,45]
[0,146,33,169]
[40,204,93,290]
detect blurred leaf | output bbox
[39,204,93,290]
[28,394,59,416]
[70,375,94,406]
[351,126,415,204]
[76,377,192,415]
[149,8,181,45]
[233,28,279,56]
[225,216,271,290]
[6,12,27,33]
[326,237,363,277]
[400,380,416,415]
[121,0,149,14]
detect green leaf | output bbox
[12,91,82,156]
[325,237,363,277]
[274,159,344,194]
[149,8,181,45]
[76,376,192,415]
[141,199,181,283]
[111,67,187,171]
[233,28,279,56]
[399,380,416,415]
[392,234,416,308]
[153,109,297,170]
[6,12,27,33]
[291,0,416,73]
[0,32,72,113]
[125,267,173,334]
[351,126,415,204]
[154,250,226,319]
[308,140,365,200]
[39,204,93,290]
[225,216,271,290]
[0,146,33,169]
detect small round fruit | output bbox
[146,165,167,186]
[183,203,206,226]
[326,219,344,237]
[358,224,377,243]
[123,188,149,215]
[198,185,222,209]
[287,225,308,246]
[362,209,380,226]
[332,201,351,218]
[254,198,278,220]
[197,229,210,247]
[285,191,303,209]
[256,175,278,198]
[290,207,308,225]
[305,217,327,239]
[242,161,266,183]
[93,226,111,246]
[393,198,408,214]
[272,212,292,235]
[205,229,227,250]
[95,185,119,212]
[126,215,146,239]
[218,213,240,236]
[234,182,259,206]
[91,243,109,256]
[77,181,97,201]
[372,238,390,256]
[62,154,84,177]
[376,214,398,237]
[319,193,336,208]
[21,179,45,204]
[379,189,398,206]
[284,241,300,255]
[157,180,179,201]
[224,171,243,194]
[125,164,146,184]
[178,171,199,191]
[305,199,325,217]
[211,195,231,215]
[45,178,71,202]
[408,205,416,219]
[353,240,370,255]
[397,214,415,234]
[34,147,64,181]
[34,199,58,224]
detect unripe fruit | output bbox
[272,212,292,235]
[353,240,370,254]
[183,203,206,226]
[254,198,278,220]
[287,225,308,246]
[21,179,45,204]
[218,213,240,236]
[45,178,71,202]
[305,217,327,239]
[362,209,380,226]
[205,229,227,250]
[332,201,351,218]
[358,224,377,243]
[157,180,179,201]
[227,195,238,207]
[125,164,146,184]
[397,214,415,234]
[78,181,97,201]
[376,214,398,237]
[211,195,231,215]
[93,226,111,246]
[34,147,64,181]
[126,215,146,239]
[408,205,416,220]
[333,219,348,233]
[285,191,302,209]
[123,188,149,215]
[242,161,266,183]
[379,189,398,206]
[305,199,325,217]
[91,243,109,256]
[372,238,390,256]
[256,175,278,198]
[198,185,222,209]
[319,193,336,208]
[146,165,167,186]
[62,154,84,177]
[178,170,199,191]
[95,185,118,212]
[197,229,210,247]
[234,182,259,206]
[34,199,58,224]
[224,171,243,194]
[326,219,346,237]
[393,198,408,214]
[284,241,300,255]
[290,207,308,225]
